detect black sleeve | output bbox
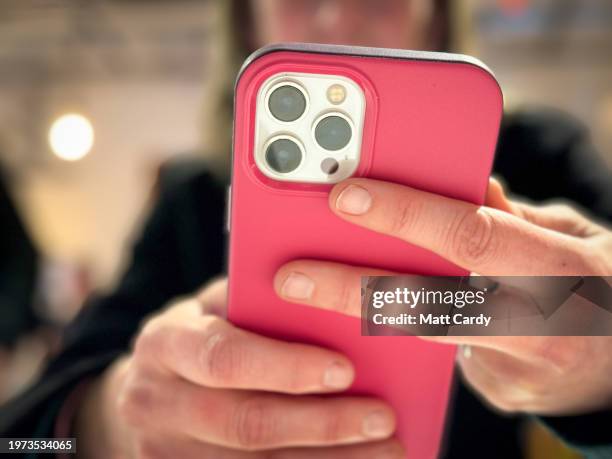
[0,161,226,437]
[494,107,612,223]
[0,169,40,346]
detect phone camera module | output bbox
[314,115,352,151]
[265,137,303,174]
[256,72,365,184]
[321,158,340,175]
[268,85,307,122]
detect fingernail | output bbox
[323,362,353,389]
[281,272,314,300]
[336,185,372,215]
[362,411,394,439]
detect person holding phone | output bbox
[2,1,612,458]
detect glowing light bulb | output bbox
[49,114,94,161]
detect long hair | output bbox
[202,0,470,176]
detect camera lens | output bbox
[268,85,306,122]
[265,138,303,174]
[314,115,352,151]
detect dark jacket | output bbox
[1,108,611,458]
[0,167,40,347]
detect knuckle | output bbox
[545,203,593,237]
[201,328,246,386]
[133,319,167,362]
[549,203,582,221]
[229,397,276,450]
[333,276,358,315]
[449,209,500,269]
[321,411,343,442]
[117,378,154,426]
[390,196,422,236]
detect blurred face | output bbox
[251,0,434,50]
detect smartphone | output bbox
[227,43,502,458]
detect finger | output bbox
[329,178,588,275]
[484,178,602,237]
[198,277,230,316]
[130,433,248,459]
[274,260,391,318]
[137,378,396,450]
[485,177,514,214]
[183,389,396,450]
[512,202,599,237]
[156,279,228,321]
[135,434,404,459]
[270,439,405,459]
[135,310,355,394]
[420,336,574,373]
[456,347,534,413]
[460,346,545,396]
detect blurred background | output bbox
[0,1,610,457]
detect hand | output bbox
[76,279,403,459]
[273,178,612,416]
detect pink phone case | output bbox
[227,43,502,458]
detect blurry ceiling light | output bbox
[49,114,94,161]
